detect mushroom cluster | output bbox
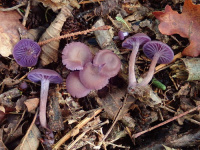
[62,42,121,98]
[122,33,174,91]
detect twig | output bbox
[38,25,111,46]
[19,109,38,149]
[132,104,200,139]
[96,94,128,149]
[0,2,26,11]
[52,108,103,150]
[67,120,109,150]
[4,109,26,143]
[79,0,104,4]
[22,0,31,26]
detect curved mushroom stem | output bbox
[40,79,50,128]
[138,53,160,87]
[128,42,140,88]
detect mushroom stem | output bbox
[138,53,160,87]
[128,42,140,88]
[40,79,50,128]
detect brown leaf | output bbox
[0,11,26,57]
[39,6,72,66]
[14,124,41,150]
[34,0,69,12]
[0,129,8,150]
[153,0,200,57]
[24,98,39,112]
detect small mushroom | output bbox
[66,71,91,98]
[139,41,174,87]
[93,50,121,78]
[13,39,41,67]
[79,62,109,90]
[113,31,129,40]
[62,42,93,71]
[28,69,62,128]
[122,33,151,88]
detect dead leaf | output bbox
[39,6,72,66]
[14,124,41,150]
[0,11,26,57]
[34,0,69,12]
[153,0,200,57]
[24,98,39,112]
[15,96,27,113]
[0,129,8,150]
[3,77,20,87]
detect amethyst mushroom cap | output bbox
[122,33,151,88]
[13,39,41,67]
[79,62,109,90]
[62,42,93,71]
[138,41,174,87]
[66,71,91,98]
[93,50,121,78]
[28,69,62,128]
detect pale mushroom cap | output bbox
[66,71,91,98]
[93,50,121,78]
[143,41,174,64]
[28,69,62,84]
[62,42,93,70]
[79,62,109,90]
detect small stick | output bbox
[79,0,104,4]
[38,26,111,46]
[67,120,109,150]
[0,2,26,11]
[155,52,183,73]
[22,0,31,26]
[132,104,200,139]
[52,108,103,150]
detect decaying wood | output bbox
[93,18,120,54]
[47,88,64,132]
[39,6,72,66]
[0,88,21,107]
[171,58,200,81]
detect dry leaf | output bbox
[39,6,72,66]
[153,0,200,57]
[34,0,69,12]
[0,11,26,57]
[0,129,8,150]
[14,124,41,150]
[15,96,27,112]
[24,98,39,112]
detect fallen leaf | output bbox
[34,0,69,12]
[39,6,72,66]
[0,11,26,57]
[24,98,39,112]
[14,124,41,150]
[153,0,200,57]
[0,129,8,150]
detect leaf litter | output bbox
[0,0,200,149]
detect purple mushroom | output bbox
[62,42,93,71]
[28,69,62,128]
[114,31,129,40]
[13,39,41,67]
[122,33,151,88]
[79,62,109,90]
[138,41,174,87]
[66,71,91,98]
[93,50,121,78]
